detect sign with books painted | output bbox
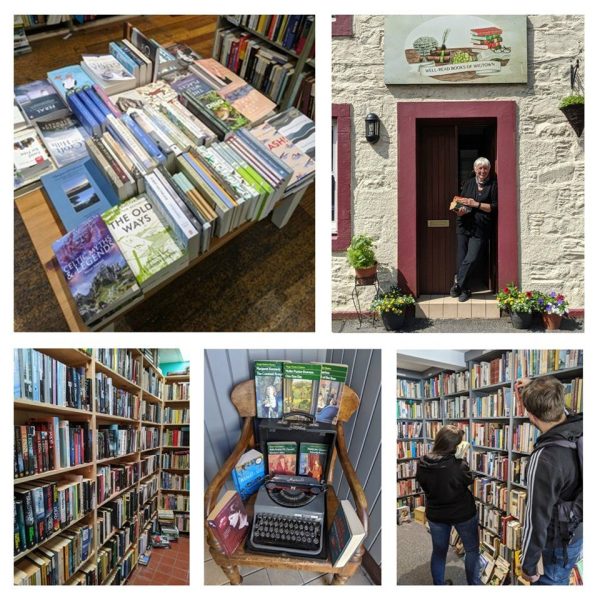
[384,15,527,84]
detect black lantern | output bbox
[365,113,380,143]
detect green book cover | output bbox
[102,195,185,289]
[267,441,297,475]
[197,90,249,132]
[298,442,328,480]
[254,361,284,419]
[316,364,348,425]
[283,362,321,416]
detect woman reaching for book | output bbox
[416,425,481,585]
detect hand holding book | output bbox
[449,196,476,214]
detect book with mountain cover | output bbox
[36,116,88,169]
[14,80,70,123]
[283,362,321,416]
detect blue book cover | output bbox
[66,92,100,136]
[72,89,106,128]
[47,65,96,100]
[169,73,213,100]
[14,80,69,122]
[122,114,166,164]
[41,157,119,232]
[231,449,264,500]
[82,87,111,118]
[13,350,21,399]
[109,41,140,77]
[36,116,88,168]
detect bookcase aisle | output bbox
[14,348,190,586]
[396,349,583,586]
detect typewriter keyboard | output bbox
[251,512,323,554]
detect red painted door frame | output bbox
[397,101,518,297]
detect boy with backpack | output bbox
[517,376,583,585]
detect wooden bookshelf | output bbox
[397,349,583,585]
[13,348,191,585]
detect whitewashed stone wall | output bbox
[332,15,584,312]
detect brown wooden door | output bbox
[417,124,458,295]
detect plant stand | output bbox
[351,275,380,328]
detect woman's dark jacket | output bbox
[416,454,477,524]
[457,175,498,239]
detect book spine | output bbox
[122,113,167,165]
[66,92,100,136]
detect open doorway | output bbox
[416,118,497,295]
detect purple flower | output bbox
[537,298,544,304]
[550,291,557,298]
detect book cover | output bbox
[52,215,141,326]
[14,127,55,190]
[165,42,202,66]
[36,116,88,168]
[266,441,297,475]
[328,500,366,568]
[81,54,136,83]
[449,196,473,213]
[41,157,120,232]
[298,442,328,481]
[168,73,214,101]
[219,81,276,124]
[206,490,248,556]
[254,361,284,419]
[283,362,321,416]
[196,90,249,132]
[47,65,96,100]
[265,107,315,160]
[102,195,185,289]
[316,364,348,425]
[231,449,264,500]
[14,80,69,122]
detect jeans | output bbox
[456,233,485,290]
[532,537,583,585]
[428,514,481,585]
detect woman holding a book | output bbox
[416,425,480,585]
[450,157,498,303]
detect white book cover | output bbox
[81,54,136,83]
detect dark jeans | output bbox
[532,537,583,585]
[428,514,481,585]
[456,233,485,290]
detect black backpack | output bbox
[534,434,583,565]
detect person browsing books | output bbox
[450,157,498,302]
[517,376,583,585]
[416,425,480,585]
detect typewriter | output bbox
[246,474,327,559]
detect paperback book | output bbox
[298,442,328,481]
[231,449,265,500]
[315,363,348,425]
[206,491,249,556]
[282,362,321,416]
[254,360,285,419]
[36,116,88,168]
[14,127,55,192]
[328,500,366,568]
[266,441,297,476]
[47,65,96,100]
[14,79,70,123]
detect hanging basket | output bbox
[560,103,584,137]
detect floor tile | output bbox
[266,568,304,585]
[241,569,270,585]
[204,559,231,585]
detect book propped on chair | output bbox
[207,491,249,556]
[328,500,366,568]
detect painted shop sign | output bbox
[384,15,527,84]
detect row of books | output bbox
[397,479,421,497]
[142,365,163,398]
[162,427,190,447]
[397,441,426,460]
[442,370,469,395]
[14,476,95,554]
[397,399,422,419]
[14,420,92,478]
[470,353,512,388]
[472,389,512,418]
[266,441,327,478]
[175,513,190,533]
[478,502,503,536]
[161,493,190,512]
[95,372,138,419]
[424,399,441,419]
[95,348,141,384]
[425,421,442,439]
[397,421,422,438]
[564,377,583,413]
[511,456,529,486]
[471,451,509,481]
[140,453,160,478]
[254,360,348,423]
[513,422,540,454]
[473,477,508,511]
[397,495,424,513]
[140,427,160,451]
[165,381,190,401]
[138,476,159,505]
[445,396,469,419]
[161,451,190,470]
[97,462,138,505]
[14,349,91,410]
[397,376,440,399]
[160,472,190,491]
[397,461,418,479]
[515,349,583,378]
[163,407,189,423]
[471,422,509,450]
[97,425,138,460]
[98,489,138,537]
[141,400,161,423]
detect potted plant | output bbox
[371,287,415,331]
[346,234,377,284]
[559,95,584,137]
[496,285,538,329]
[541,291,569,330]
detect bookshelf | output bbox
[13,348,190,585]
[396,349,583,585]
[214,15,315,117]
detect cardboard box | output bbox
[414,506,427,524]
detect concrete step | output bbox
[416,294,500,319]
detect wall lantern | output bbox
[365,113,380,143]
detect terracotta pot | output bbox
[542,313,562,330]
[355,263,377,285]
[560,103,584,137]
[381,311,406,332]
[510,311,533,329]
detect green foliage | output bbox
[451,51,471,64]
[371,286,415,316]
[559,95,584,109]
[346,234,376,269]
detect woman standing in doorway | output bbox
[416,425,480,585]
[450,157,498,302]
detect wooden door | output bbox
[417,124,458,295]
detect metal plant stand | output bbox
[351,274,380,327]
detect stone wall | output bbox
[332,15,584,312]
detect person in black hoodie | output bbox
[518,376,583,585]
[416,425,480,585]
[450,157,498,302]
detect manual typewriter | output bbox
[246,474,327,559]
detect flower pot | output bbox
[381,311,406,332]
[510,311,533,329]
[542,313,562,330]
[560,104,584,137]
[355,263,377,285]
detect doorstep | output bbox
[416,293,499,319]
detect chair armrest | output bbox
[335,421,369,535]
[204,417,254,518]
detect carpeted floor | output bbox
[13,15,315,332]
[397,521,468,585]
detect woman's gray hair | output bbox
[474,157,491,169]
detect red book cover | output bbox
[471,27,502,36]
[207,491,249,556]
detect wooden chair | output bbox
[205,380,369,585]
